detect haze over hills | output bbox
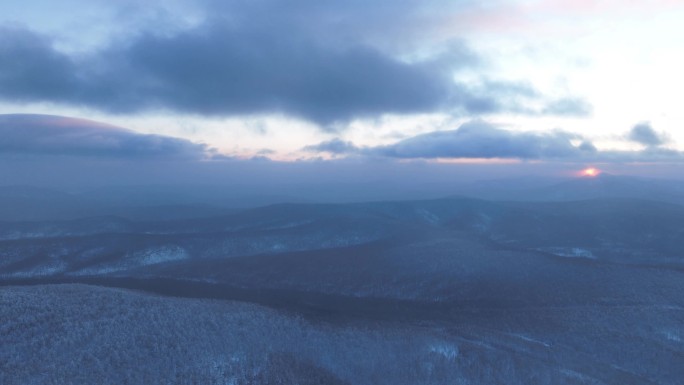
[2,175,684,383]
[2,193,684,289]
[3,173,684,221]
[458,173,684,204]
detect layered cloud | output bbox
[0,0,590,127]
[2,113,678,165]
[302,139,360,155]
[305,121,682,163]
[628,123,670,147]
[370,122,593,159]
[0,114,212,160]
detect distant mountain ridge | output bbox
[3,180,684,384]
[2,193,684,283]
[460,173,684,204]
[3,173,682,221]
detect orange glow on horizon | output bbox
[580,167,601,177]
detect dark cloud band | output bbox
[0,114,211,160]
[0,1,591,127]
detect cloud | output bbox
[0,0,591,127]
[450,83,593,117]
[120,24,454,124]
[541,97,593,116]
[0,25,453,125]
[202,0,482,49]
[304,121,684,163]
[367,121,593,159]
[588,147,683,163]
[0,114,212,160]
[628,122,669,147]
[302,139,360,155]
[0,27,77,102]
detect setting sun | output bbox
[581,167,601,177]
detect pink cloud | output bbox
[439,0,683,38]
[536,0,683,15]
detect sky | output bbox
[1,0,683,190]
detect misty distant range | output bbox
[3,174,684,384]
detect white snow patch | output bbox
[8,261,67,277]
[137,246,188,265]
[71,245,189,276]
[416,209,439,224]
[662,330,682,342]
[264,220,314,230]
[71,265,129,276]
[540,247,596,259]
[560,368,596,382]
[473,213,492,231]
[0,232,48,240]
[509,333,552,348]
[429,343,459,360]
